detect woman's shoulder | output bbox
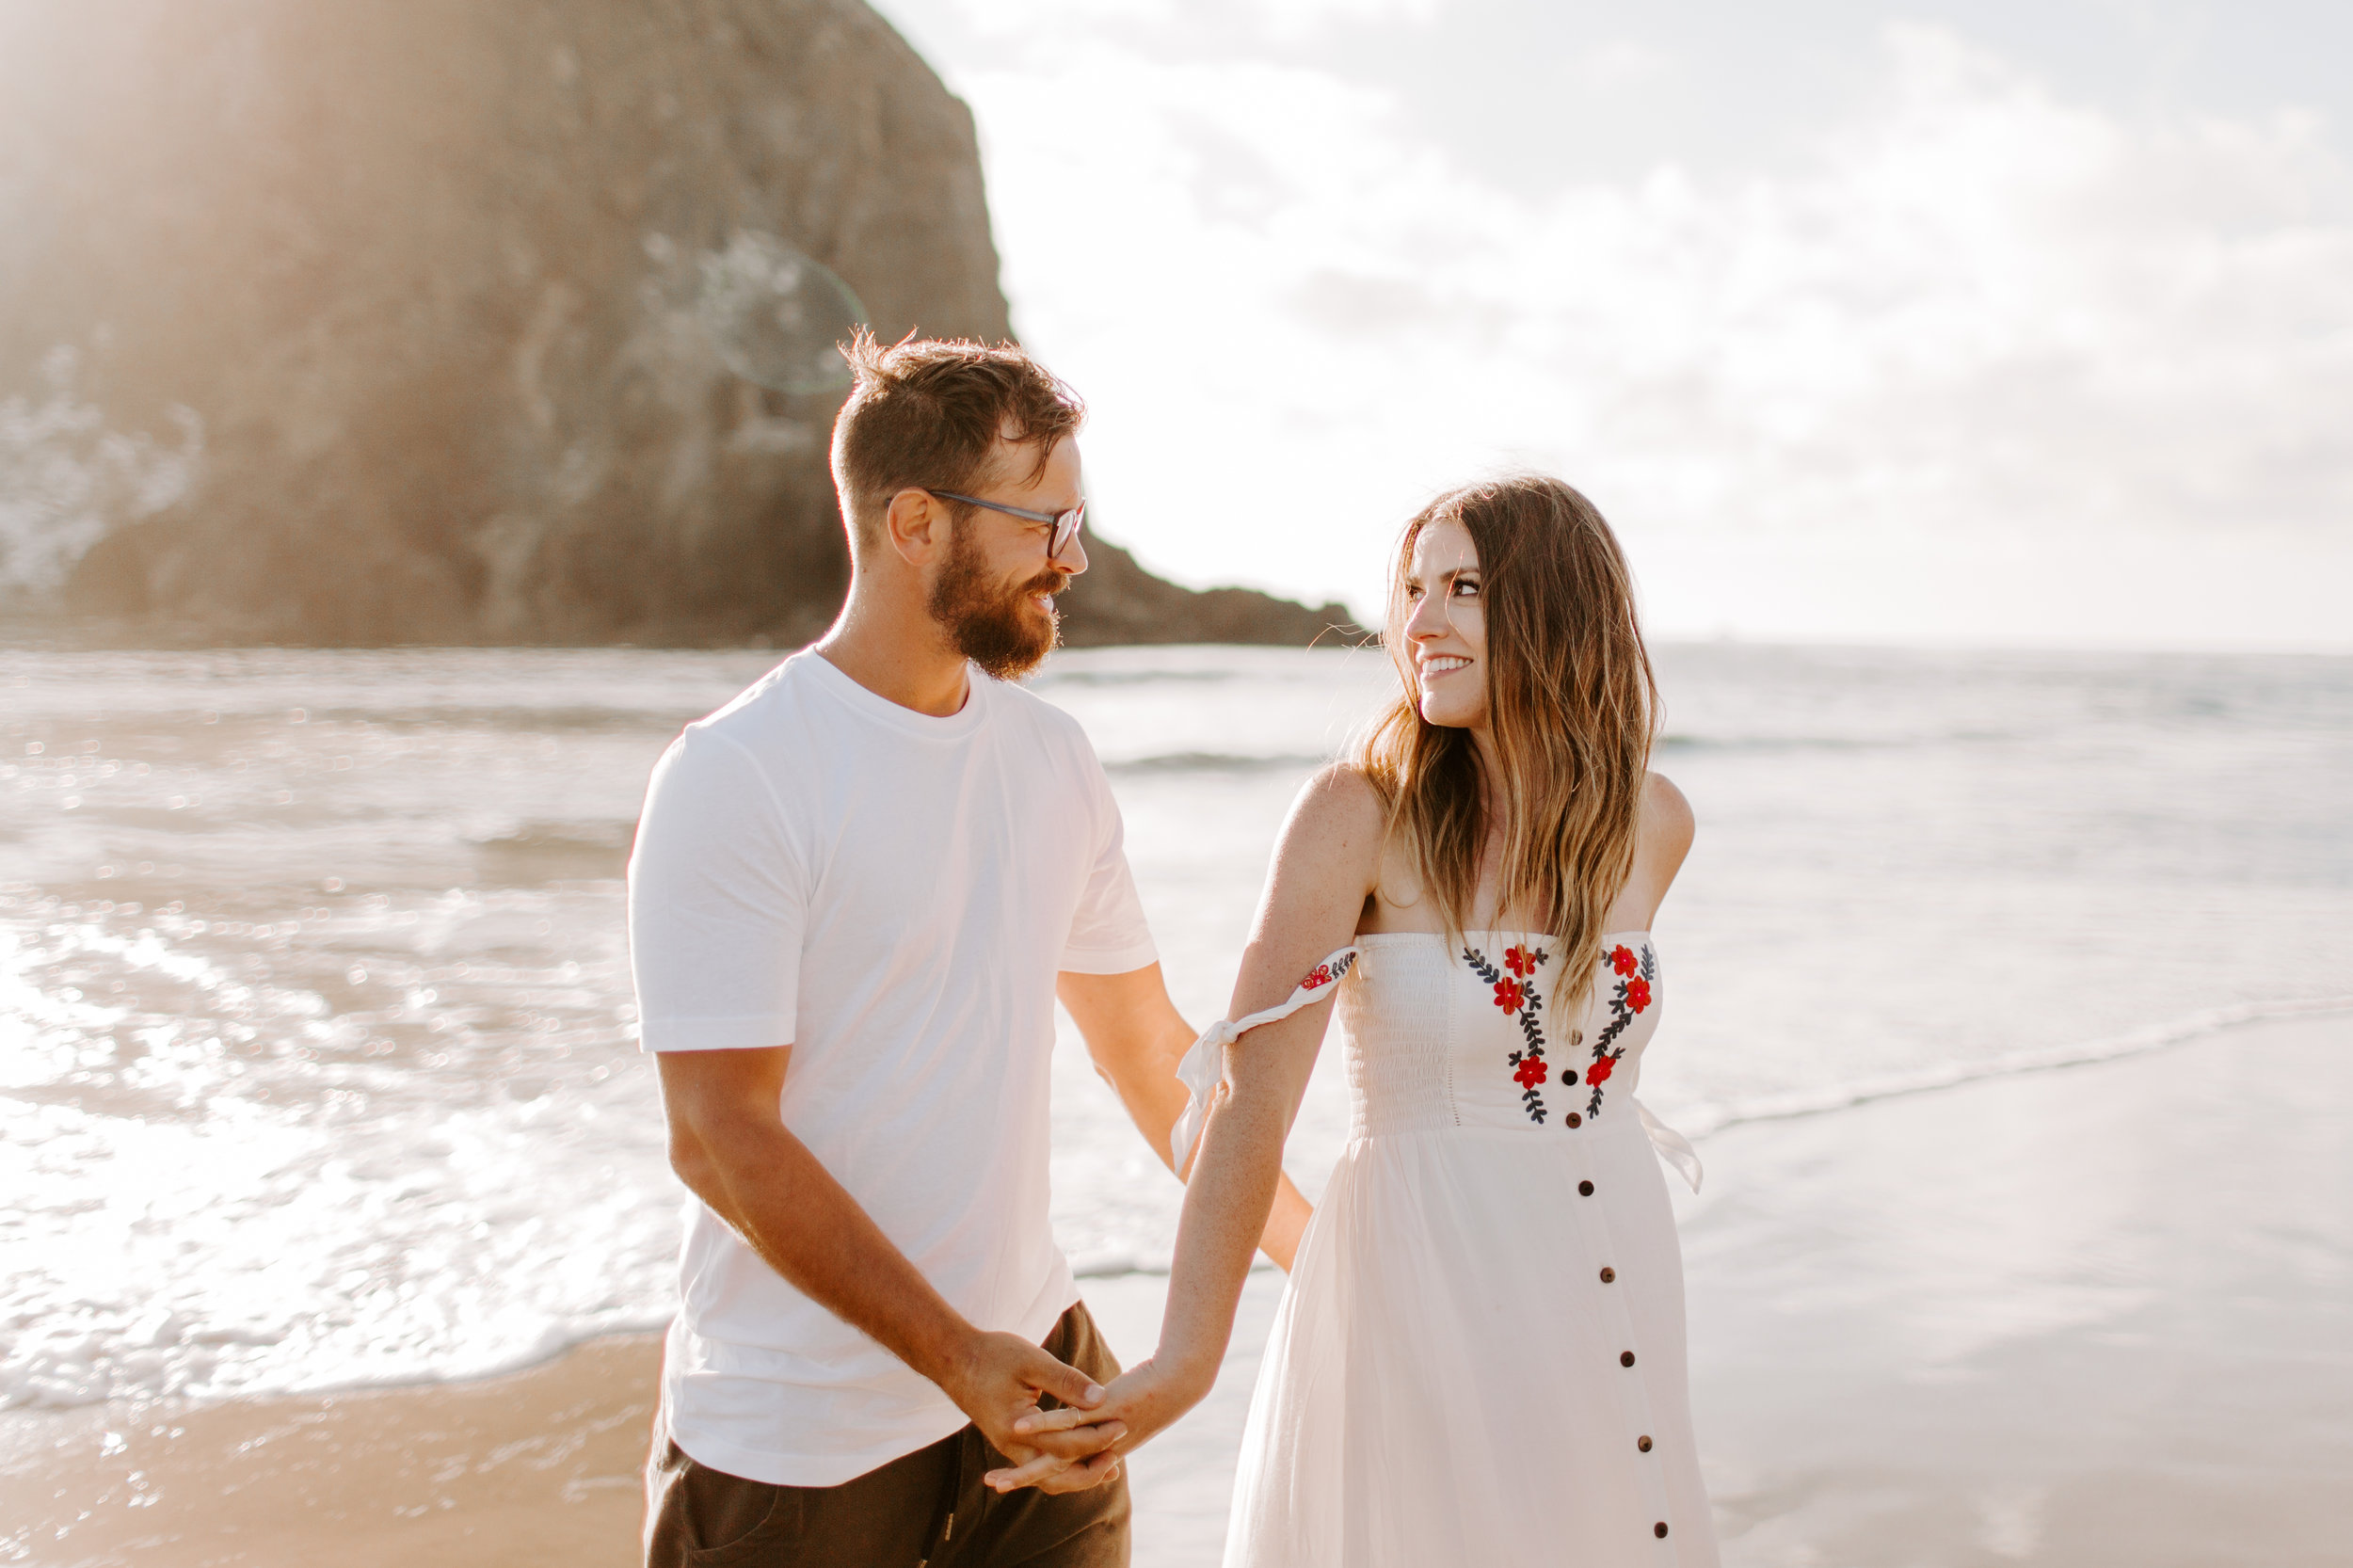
[1275,763,1389,870]
[1222,763,1389,923]
[1639,770,1695,863]
[1643,770,1693,829]
[1294,761,1389,826]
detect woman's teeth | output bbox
[1422,656,1470,676]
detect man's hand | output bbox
[942,1329,1128,1492]
[983,1355,1211,1492]
[659,1048,1123,1487]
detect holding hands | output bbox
[984,1353,1215,1493]
[943,1328,1134,1495]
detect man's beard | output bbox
[926,523,1064,681]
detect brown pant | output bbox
[644,1303,1129,1568]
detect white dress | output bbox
[1222,931,1718,1567]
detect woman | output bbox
[1012,474,1716,1562]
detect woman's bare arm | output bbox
[1157,768,1385,1370]
[988,766,1385,1486]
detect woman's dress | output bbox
[1224,931,1718,1567]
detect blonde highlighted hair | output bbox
[1353,475,1658,1008]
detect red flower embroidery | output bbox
[1492,977,1526,1013]
[1513,1054,1548,1090]
[1504,945,1538,978]
[1300,963,1333,989]
[1586,1055,1615,1086]
[1624,977,1652,1012]
[1610,945,1638,977]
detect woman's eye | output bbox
[1453,579,1481,598]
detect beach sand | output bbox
[8,1011,2347,1566]
[1683,1006,2353,1565]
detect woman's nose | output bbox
[1404,590,1448,640]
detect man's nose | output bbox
[1052,535,1088,577]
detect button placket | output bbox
[1559,1135,1682,1558]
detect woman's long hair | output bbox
[1353,474,1658,1009]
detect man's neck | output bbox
[815,597,972,718]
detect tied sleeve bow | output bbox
[1636,1100,1704,1193]
[1170,947,1358,1177]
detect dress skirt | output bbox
[1224,1113,1718,1567]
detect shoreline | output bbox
[1670,992,2353,1139]
[8,1009,2349,1566]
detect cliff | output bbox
[0,0,1338,647]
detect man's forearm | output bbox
[1256,1181,1311,1272]
[685,1109,973,1386]
[1096,1017,1314,1268]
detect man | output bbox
[630,331,1305,1566]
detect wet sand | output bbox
[0,1336,661,1567]
[8,1011,2347,1566]
[1682,1007,2353,1565]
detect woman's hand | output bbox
[983,1355,1215,1492]
[938,1327,1127,1492]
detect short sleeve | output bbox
[1057,744,1160,976]
[628,728,805,1051]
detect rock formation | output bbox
[0,0,1341,647]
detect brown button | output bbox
[1655,1522,1670,1538]
[1599,1267,1616,1283]
[1566,1112,1583,1128]
[1638,1435,1653,1452]
[1577,1179,1594,1196]
[1620,1351,1636,1368]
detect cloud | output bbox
[947,18,2353,645]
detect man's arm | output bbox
[1055,965,1316,1272]
[656,1045,1125,1488]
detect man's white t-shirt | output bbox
[627,650,1157,1487]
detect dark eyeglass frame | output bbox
[930,490,1086,561]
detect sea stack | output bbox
[0,1,1342,646]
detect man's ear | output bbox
[883,488,943,567]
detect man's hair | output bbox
[828,329,1085,547]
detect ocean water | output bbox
[3,642,2348,1415]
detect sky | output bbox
[869,0,2353,649]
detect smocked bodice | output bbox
[1335,931,1662,1140]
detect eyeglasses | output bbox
[930,490,1086,561]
